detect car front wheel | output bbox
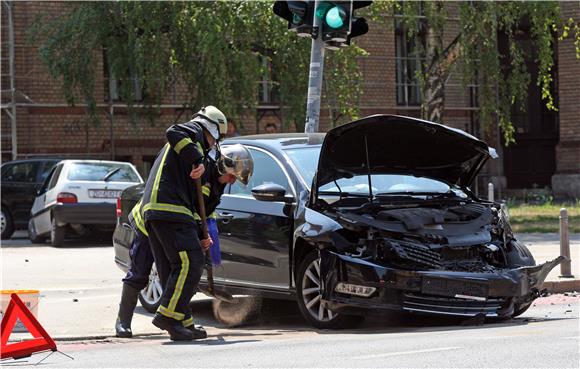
[138,264,162,313]
[296,251,362,329]
[1,206,14,240]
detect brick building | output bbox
[1,1,579,199]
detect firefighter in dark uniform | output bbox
[114,144,253,339]
[142,106,228,341]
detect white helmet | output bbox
[193,106,227,140]
[218,144,254,185]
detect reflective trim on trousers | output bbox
[157,305,185,320]
[181,317,194,327]
[166,251,190,317]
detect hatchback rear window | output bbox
[67,163,140,182]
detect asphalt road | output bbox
[2,231,579,368]
[6,295,579,368]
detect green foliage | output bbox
[370,1,578,145]
[29,1,365,130]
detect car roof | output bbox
[1,158,61,165]
[59,160,134,165]
[223,133,325,151]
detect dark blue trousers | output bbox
[122,229,154,291]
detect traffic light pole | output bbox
[304,0,325,133]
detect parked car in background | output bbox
[1,158,61,239]
[29,160,143,246]
[113,115,563,329]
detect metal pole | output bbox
[6,2,17,160]
[488,182,494,202]
[559,208,573,278]
[304,0,325,134]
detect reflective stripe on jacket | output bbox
[142,121,210,224]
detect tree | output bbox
[370,1,579,144]
[30,1,365,131]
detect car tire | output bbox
[1,206,15,240]
[28,220,45,244]
[296,251,362,329]
[212,296,262,327]
[138,264,163,313]
[512,301,533,318]
[50,216,65,247]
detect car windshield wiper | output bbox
[375,191,454,198]
[318,191,372,198]
[102,167,122,182]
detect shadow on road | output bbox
[3,230,113,248]
[135,297,574,338]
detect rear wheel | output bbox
[1,206,14,240]
[50,216,65,247]
[138,264,162,313]
[296,251,362,329]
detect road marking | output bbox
[354,346,461,360]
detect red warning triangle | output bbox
[1,293,56,359]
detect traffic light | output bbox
[273,1,315,38]
[316,1,371,49]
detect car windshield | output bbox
[284,147,457,195]
[67,163,140,182]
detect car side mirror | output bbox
[251,183,294,203]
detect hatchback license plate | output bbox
[89,189,122,198]
[421,277,489,298]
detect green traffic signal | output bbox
[325,6,347,29]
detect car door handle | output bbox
[217,212,234,224]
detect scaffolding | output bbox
[1,0,16,160]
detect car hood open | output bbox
[314,114,497,190]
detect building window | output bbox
[257,54,280,105]
[103,50,144,102]
[395,20,424,106]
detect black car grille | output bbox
[402,293,505,317]
[384,240,442,269]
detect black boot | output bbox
[185,324,207,339]
[115,284,139,338]
[152,314,193,341]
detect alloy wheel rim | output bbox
[301,258,334,322]
[1,211,6,233]
[141,265,162,305]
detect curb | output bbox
[52,332,165,342]
[543,279,580,294]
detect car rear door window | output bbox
[1,162,39,183]
[67,163,140,182]
[48,164,63,191]
[37,161,59,183]
[229,149,289,197]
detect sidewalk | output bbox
[517,233,580,294]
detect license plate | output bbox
[421,276,489,298]
[89,189,122,198]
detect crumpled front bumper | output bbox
[320,250,564,318]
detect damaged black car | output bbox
[294,114,563,328]
[114,114,563,329]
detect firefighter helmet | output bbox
[218,144,254,185]
[193,106,227,140]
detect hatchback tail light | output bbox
[116,197,122,218]
[57,192,77,203]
